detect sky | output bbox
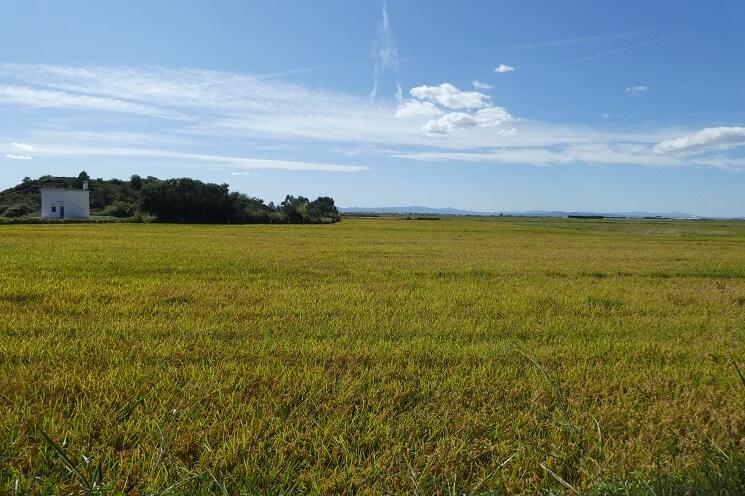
[2,1,745,216]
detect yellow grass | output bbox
[2,217,745,494]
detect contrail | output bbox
[515,31,643,50]
[370,2,402,100]
[254,64,330,80]
[571,35,674,63]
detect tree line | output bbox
[0,172,340,224]
[140,177,340,224]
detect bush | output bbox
[100,201,136,218]
[280,195,340,224]
[1,203,34,218]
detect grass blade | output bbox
[39,427,92,493]
[729,356,745,392]
[540,463,582,496]
[115,397,145,423]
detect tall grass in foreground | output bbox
[15,354,745,495]
[2,218,745,494]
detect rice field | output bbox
[2,217,745,495]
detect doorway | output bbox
[59,206,65,219]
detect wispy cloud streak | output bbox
[571,36,673,63]
[514,31,643,50]
[370,2,402,101]
[0,84,174,117]
[0,141,367,171]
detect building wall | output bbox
[41,190,90,219]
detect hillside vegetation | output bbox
[0,172,140,218]
[0,172,340,224]
[2,218,745,494]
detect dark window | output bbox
[51,206,56,213]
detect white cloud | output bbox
[474,107,512,127]
[409,83,490,110]
[5,154,32,160]
[422,107,512,135]
[423,113,478,134]
[410,82,512,135]
[395,99,443,118]
[494,64,515,73]
[11,142,34,151]
[655,127,745,153]
[472,80,493,90]
[625,85,648,96]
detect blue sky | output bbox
[2,0,745,216]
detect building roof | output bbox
[40,188,89,192]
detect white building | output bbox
[40,184,90,219]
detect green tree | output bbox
[130,174,143,191]
[308,196,339,222]
[140,178,237,223]
[281,195,310,223]
[74,171,90,189]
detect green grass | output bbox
[2,217,745,495]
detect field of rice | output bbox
[2,217,745,495]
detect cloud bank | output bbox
[0,62,743,171]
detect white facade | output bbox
[40,189,90,219]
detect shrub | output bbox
[2,203,34,218]
[100,200,136,218]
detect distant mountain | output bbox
[340,206,699,219]
[340,206,484,216]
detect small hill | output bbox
[0,172,144,217]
